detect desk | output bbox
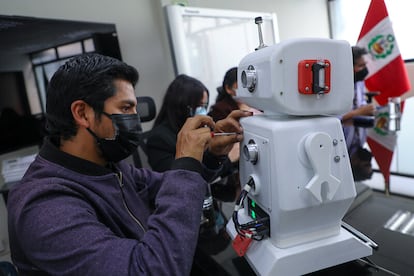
[343,189,414,275]
[0,145,39,203]
[208,185,413,275]
[0,182,19,204]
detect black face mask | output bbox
[354,67,369,83]
[87,112,142,163]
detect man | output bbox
[7,53,249,275]
[341,46,376,181]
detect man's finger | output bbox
[186,115,215,130]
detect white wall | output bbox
[0,0,330,129]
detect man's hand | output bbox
[355,103,376,116]
[228,143,240,163]
[341,103,376,125]
[175,115,214,162]
[209,110,253,156]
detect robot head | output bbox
[236,38,354,116]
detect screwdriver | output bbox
[211,132,239,137]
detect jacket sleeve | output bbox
[8,164,207,276]
[128,167,207,275]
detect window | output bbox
[31,48,56,64]
[30,38,97,112]
[57,42,82,59]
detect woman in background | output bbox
[147,74,212,172]
[146,74,240,275]
[208,67,262,205]
[209,67,259,122]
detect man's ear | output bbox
[71,100,91,128]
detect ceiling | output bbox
[0,15,116,55]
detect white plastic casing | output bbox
[239,115,356,248]
[236,38,353,116]
[226,38,373,275]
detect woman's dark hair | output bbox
[154,74,209,132]
[46,53,139,139]
[215,67,237,102]
[351,46,368,65]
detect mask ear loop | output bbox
[86,127,103,145]
[91,112,119,140]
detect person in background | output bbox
[147,73,251,180]
[146,74,252,274]
[7,54,248,276]
[341,46,376,181]
[208,67,240,122]
[147,74,212,172]
[208,67,260,122]
[208,67,261,202]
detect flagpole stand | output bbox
[384,180,390,196]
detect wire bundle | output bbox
[232,177,270,241]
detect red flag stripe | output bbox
[367,137,392,182]
[358,0,389,40]
[365,57,410,106]
[357,0,411,184]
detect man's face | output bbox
[91,79,137,139]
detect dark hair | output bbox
[46,53,139,139]
[351,46,368,65]
[154,74,208,132]
[216,67,237,102]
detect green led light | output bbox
[251,200,256,208]
[251,210,257,219]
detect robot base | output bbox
[227,218,372,275]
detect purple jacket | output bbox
[7,138,208,275]
[342,81,368,156]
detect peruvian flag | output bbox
[356,0,411,185]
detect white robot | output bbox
[226,32,376,274]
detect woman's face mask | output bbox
[189,91,209,116]
[193,105,208,116]
[87,112,142,162]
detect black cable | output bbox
[232,177,270,240]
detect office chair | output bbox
[133,96,156,168]
[136,96,156,123]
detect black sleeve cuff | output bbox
[202,150,228,170]
[171,157,203,175]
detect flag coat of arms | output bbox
[356,0,411,185]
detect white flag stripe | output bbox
[357,17,401,78]
[367,128,397,151]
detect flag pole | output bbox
[384,179,390,196]
[358,0,411,197]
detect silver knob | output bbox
[241,65,257,93]
[243,140,258,164]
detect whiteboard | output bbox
[164,5,279,106]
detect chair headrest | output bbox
[136,96,156,122]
